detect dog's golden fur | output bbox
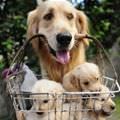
[27,0,89,82]
[83,85,116,120]
[63,62,101,92]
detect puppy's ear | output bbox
[27,9,40,53]
[70,75,81,91]
[76,10,89,46]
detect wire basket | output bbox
[4,34,120,119]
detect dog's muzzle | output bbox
[48,32,71,64]
[101,110,112,116]
[101,104,115,117]
[37,32,72,64]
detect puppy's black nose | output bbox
[56,32,72,47]
[111,105,115,110]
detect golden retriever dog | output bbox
[63,62,101,92]
[27,0,89,82]
[24,79,82,120]
[82,85,116,120]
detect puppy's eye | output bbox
[33,99,37,102]
[101,98,105,101]
[96,77,99,80]
[66,13,74,20]
[83,81,89,86]
[43,13,54,20]
[43,100,49,103]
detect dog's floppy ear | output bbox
[70,75,82,91]
[27,9,40,53]
[76,10,89,46]
[27,9,38,39]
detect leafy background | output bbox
[0,0,120,120]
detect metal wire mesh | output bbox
[6,71,120,111]
[4,34,120,119]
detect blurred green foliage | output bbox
[77,0,120,60]
[0,0,120,73]
[0,0,36,73]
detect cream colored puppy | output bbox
[25,103,82,120]
[82,85,116,120]
[86,85,116,114]
[31,79,65,112]
[25,79,82,120]
[63,62,101,92]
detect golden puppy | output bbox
[83,85,116,120]
[27,0,89,82]
[31,79,65,112]
[63,62,101,92]
[25,79,82,120]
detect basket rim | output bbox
[7,76,120,96]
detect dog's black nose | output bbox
[111,105,115,110]
[56,32,72,47]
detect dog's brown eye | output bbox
[43,13,54,20]
[43,100,49,103]
[101,98,105,101]
[66,13,74,20]
[83,81,89,86]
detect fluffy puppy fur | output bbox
[82,85,116,120]
[31,79,65,112]
[63,62,101,92]
[25,103,82,120]
[27,0,89,82]
[25,79,82,120]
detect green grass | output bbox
[114,96,120,117]
[108,96,120,120]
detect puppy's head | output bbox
[100,85,116,117]
[27,0,88,64]
[101,98,115,117]
[63,63,101,92]
[87,85,115,117]
[63,62,101,92]
[31,79,65,112]
[76,63,101,92]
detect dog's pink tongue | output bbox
[56,51,70,64]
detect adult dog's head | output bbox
[27,0,88,64]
